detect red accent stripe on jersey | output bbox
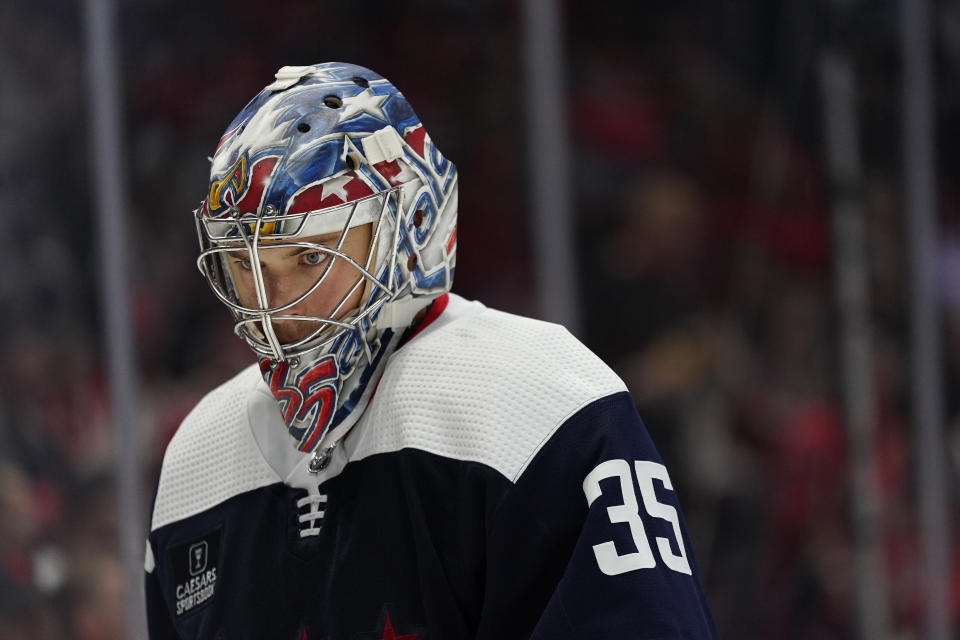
[405,293,449,343]
[368,377,382,404]
[357,294,448,433]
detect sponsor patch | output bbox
[169,527,221,618]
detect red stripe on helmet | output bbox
[404,125,426,158]
[445,226,457,254]
[235,157,279,215]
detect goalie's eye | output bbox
[238,257,253,270]
[302,251,325,266]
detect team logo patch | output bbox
[169,527,221,618]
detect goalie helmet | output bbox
[195,63,458,455]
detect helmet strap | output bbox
[375,295,434,331]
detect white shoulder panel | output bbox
[151,364,281,531]
[346,296,627,482]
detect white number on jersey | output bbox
[582,459,656,575]
[582,459,692,576]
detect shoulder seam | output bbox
[510,390,629,483]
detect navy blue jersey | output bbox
[146,295,720,639]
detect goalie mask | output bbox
[195,63,458,456]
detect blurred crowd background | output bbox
[2,0,960,638]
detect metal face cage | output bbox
[195,186,405,362]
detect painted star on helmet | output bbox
[319,174,354,201]
[339,89,389,122]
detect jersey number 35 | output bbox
[582,459,692,577]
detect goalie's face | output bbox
[225,224,372,345]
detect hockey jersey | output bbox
[145,294,720,639]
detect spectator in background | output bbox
[58,553,126,640]
[0,461,57,639]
